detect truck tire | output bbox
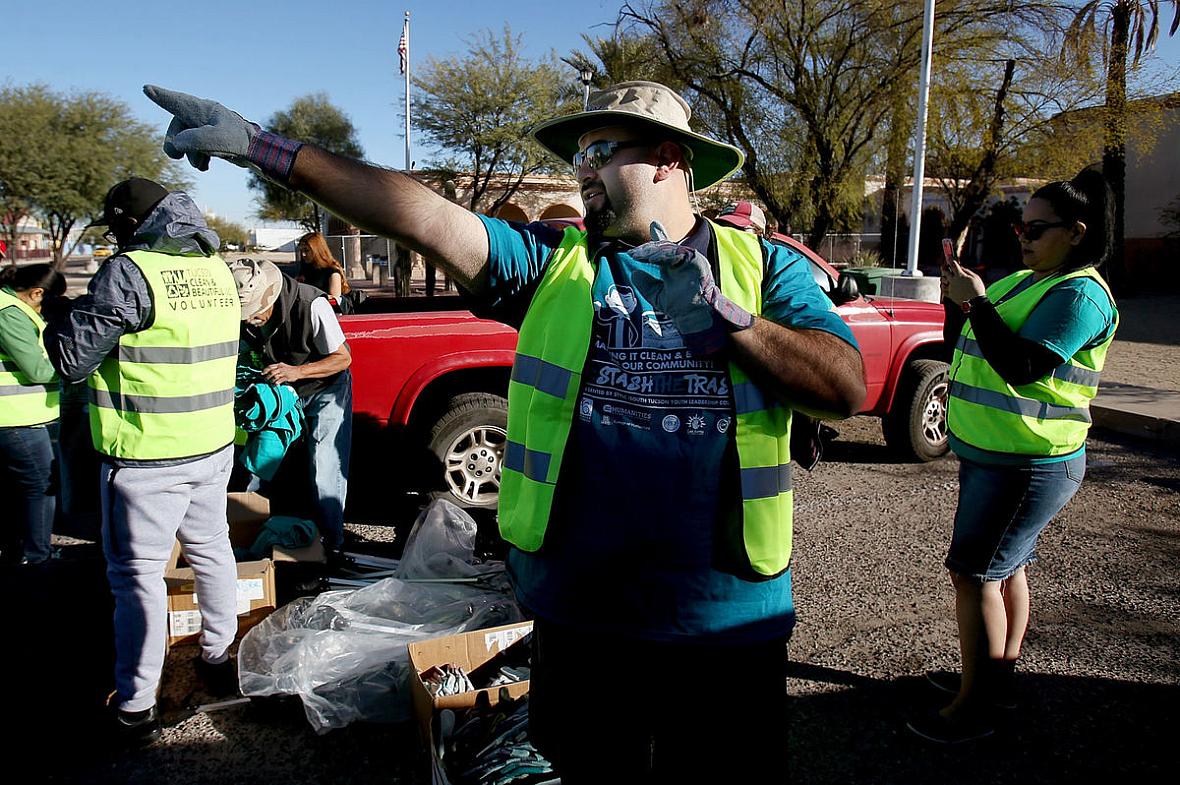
[883,359,950,462]
[427,392,509,509]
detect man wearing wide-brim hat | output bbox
[145,79,866,780]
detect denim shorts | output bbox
[945,453,1085,581]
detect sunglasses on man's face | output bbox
[1014,220,1071,241]
[572,139,647,171]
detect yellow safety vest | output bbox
[498,222,795,577]
[0,289,59,427]
[88,250,240,459]
[948,267,1117,456]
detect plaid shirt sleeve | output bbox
[246,129,304,183]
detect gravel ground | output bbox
[7,294,1176,785]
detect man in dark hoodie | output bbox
[47,178,241,744]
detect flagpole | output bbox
[403,11,411,170]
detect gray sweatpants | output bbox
[101,445,237,712]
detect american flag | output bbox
[397,22,408,75]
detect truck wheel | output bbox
[427,393,508,509]
[883,359,950,462]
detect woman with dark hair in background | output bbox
[296,232,350,305]
[909,169,1119,744]
[0,263,66,566]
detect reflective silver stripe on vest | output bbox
[0,382,54,396]
[117,340,239,364]
[740,463,792,500]
[733,381,772,415]
[949,381,1091,423]
[957,338,1101,389]
[512,354,573,399]
[505,440,553,483]
[1051,363,1101,387]
[89,387,234,414]
[957,336,985,359]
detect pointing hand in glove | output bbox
[142,85,302,184]
[628,221,754,355]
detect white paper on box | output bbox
[237,578,264,601]
[169,609,203,638]
[483,625,530,653]
[189,577,266,614]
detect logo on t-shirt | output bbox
[595,284,641,349]
[579,397,593,420]
[661,414,681,433]
[716,416,732,434]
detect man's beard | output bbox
[583,193,619,248]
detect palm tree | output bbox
[1066,1,1179,291]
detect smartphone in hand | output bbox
[941,238,955,268]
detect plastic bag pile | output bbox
[237,499,522,733]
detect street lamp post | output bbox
[578,67,594,110]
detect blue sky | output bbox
[7,1,1179,226]
[7,0,620,225]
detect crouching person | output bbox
[228,259,353,566]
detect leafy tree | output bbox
[413,26,576,215]
[1066,0,1180,289]
[0,84,188,269]
[618,1,1053,249]
[925,15,1108,254]
[564,33,671,89]
[249,93,363,232]
[204,214,249,250]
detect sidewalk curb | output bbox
[1091,404,1180,445]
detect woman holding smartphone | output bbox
[908,169,1119,743]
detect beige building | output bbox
[1124,93,1180,279]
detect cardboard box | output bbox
[407,621,534,783]
[164,492,323,646]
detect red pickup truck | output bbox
[342,238,948,511]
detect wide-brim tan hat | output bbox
[531,81,744,190]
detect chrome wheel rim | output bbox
[443,425,506,506]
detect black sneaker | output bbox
[925,670,1018,710]
[194,655,240,698]
[111,704,162,747]
[906,708,995,744]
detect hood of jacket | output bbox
[122,192,221,256]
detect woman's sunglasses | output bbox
[1014,220,1071,241]
[572,140,647,171]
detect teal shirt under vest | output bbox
[950,273,1117,466]
[478,215,855,644]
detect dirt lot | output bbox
[5,294,1176,785]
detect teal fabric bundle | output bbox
[240,515,319,561]
[235,366,303,481]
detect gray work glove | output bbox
[629,221,755,356]
[142,85,302,183]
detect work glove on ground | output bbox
[629,221,754,356]
[142,85,302,184]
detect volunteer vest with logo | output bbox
[88,250,239,460]
[0,289,59,427]
[498,223,795,577]
[947,267,1116,456]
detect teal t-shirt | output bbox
[477,215,856,644]
[950,272,1118,465]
